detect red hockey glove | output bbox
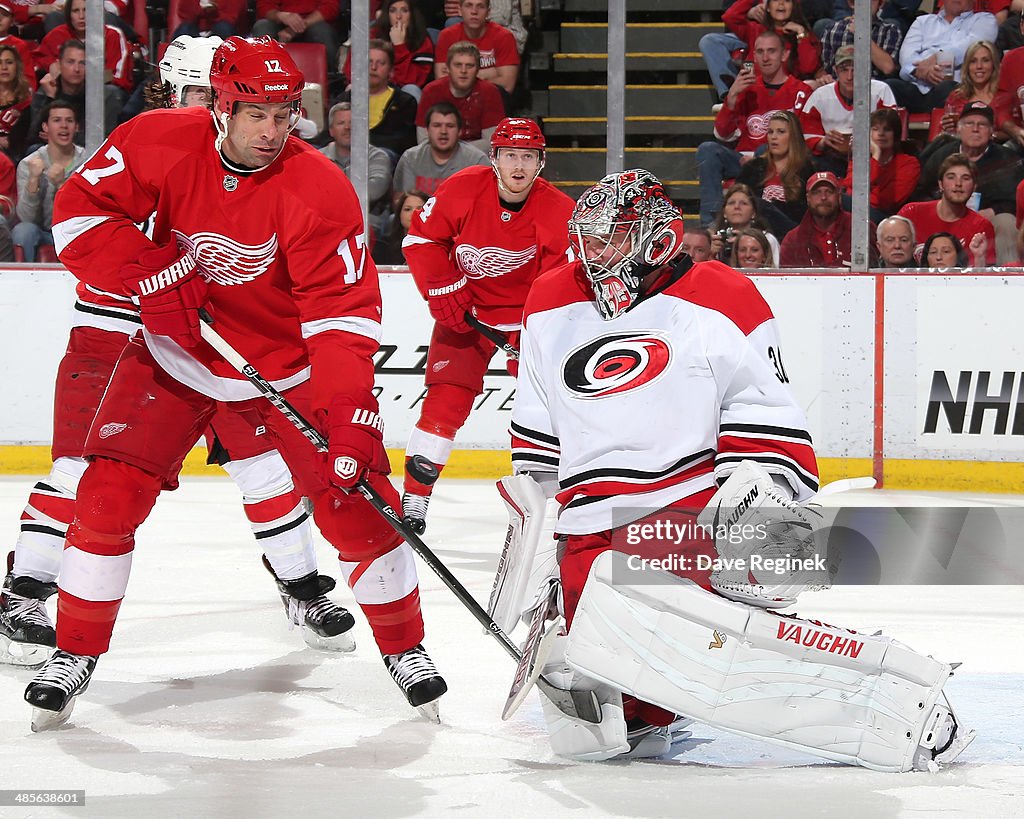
[322,393,392,491]
[124,244,208,348]
[425,274,473,333]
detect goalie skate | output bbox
[620,716,696,759]
[24,649,97,732]
[1,561,57,667]
[384,643,447,722]
[263,556,356,652]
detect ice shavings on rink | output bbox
[0,477,1021,818]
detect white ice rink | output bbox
[1,475,1022,819]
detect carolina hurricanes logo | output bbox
[172,230,278,286]
[562,332,672,399]
[455,243,536,279]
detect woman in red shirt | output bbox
[841,108,920,221]
[345,0,434,99]
[931,40,1009,141]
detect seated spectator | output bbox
[993,12,1024,149]
[417,41,504,151]
[879,0,926,37]
[0,2,37,91]
[731,226,777,268]
[898,152,997,263]
[696,29,813,226]
[32,0,133,131]
[487,0,527,54]
[0,43,31,160]
[933,40,1007,139]
[13,100,82,262]
[779,171,876,266]
[964,0,1012,26]
[44,0,138,39]
[364,39,418,161]
[344,0,435,101]
[172,0,245,40]
[373,189,428,265]
[681,228,715,261]
[736,110,815,235]
[840,107,920,220]
[27,40,100,146]
[888,0,997,113]
[920,230,978,267]
[0,142,13,220]
[703,0,822,101]
[818,0,901,80]
[320,101,394,239]
[800,44,896,176]
[435,0,519,95]
[875,214,917,267]
[395,101,488,200]
[914,102,1020,263]
[252,1,339,58]
[709,182,782,264]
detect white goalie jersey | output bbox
[510,259,818,534]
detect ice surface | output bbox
[1,477,1021,818]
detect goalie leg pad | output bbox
[564,551,973,772]
[489,474,560,633]
[539,632,628,761]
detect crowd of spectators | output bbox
[697,0,1024,268]
[0,0,529,264]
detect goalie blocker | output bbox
[560,550,975,771]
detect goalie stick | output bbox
[464,312,519,360]
[197,312,600,725]
[501,579,562,720]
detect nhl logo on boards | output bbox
[223,175,238,192]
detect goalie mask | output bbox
[209,36,304,155]
[159,34,223,108]
[569,170,685,321]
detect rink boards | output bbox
[2,265,1023,492]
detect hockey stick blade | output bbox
[197,315,599,725]
[502,581,561,720]
[464,313,519,360]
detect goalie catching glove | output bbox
[697,460,828,608]
[321,393,391,490]
[124,243,208,348]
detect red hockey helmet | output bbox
[209,36,304,123]
[490,117,546,153]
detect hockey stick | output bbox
[464,312,519,360]
[196,312,600,724]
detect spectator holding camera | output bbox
[933,40,1007,138]
[708,182,781,265]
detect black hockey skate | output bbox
[384,643,447,722]
[24,649,97,732]
[262,556,356,652]
[402,455,439,534]
[1,554,57,667]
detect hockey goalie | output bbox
[489,170,974,771]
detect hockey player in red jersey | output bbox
[0,34,355,670]
[494,170,973,769]
[400,117,575,533]
[22,36,446,730]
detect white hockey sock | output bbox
[221,451,317,582]
[13,456,88,583]
[405,427,456,470]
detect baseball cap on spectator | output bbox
[960,101,994,123]
[806,171,841,193]
[834,45,855,68]
[0,2,13,13]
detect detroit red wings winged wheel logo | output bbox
[172,230,279,285]
[455,243,537,279]
[562,332,672,398]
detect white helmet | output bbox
[159,35,224,108]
